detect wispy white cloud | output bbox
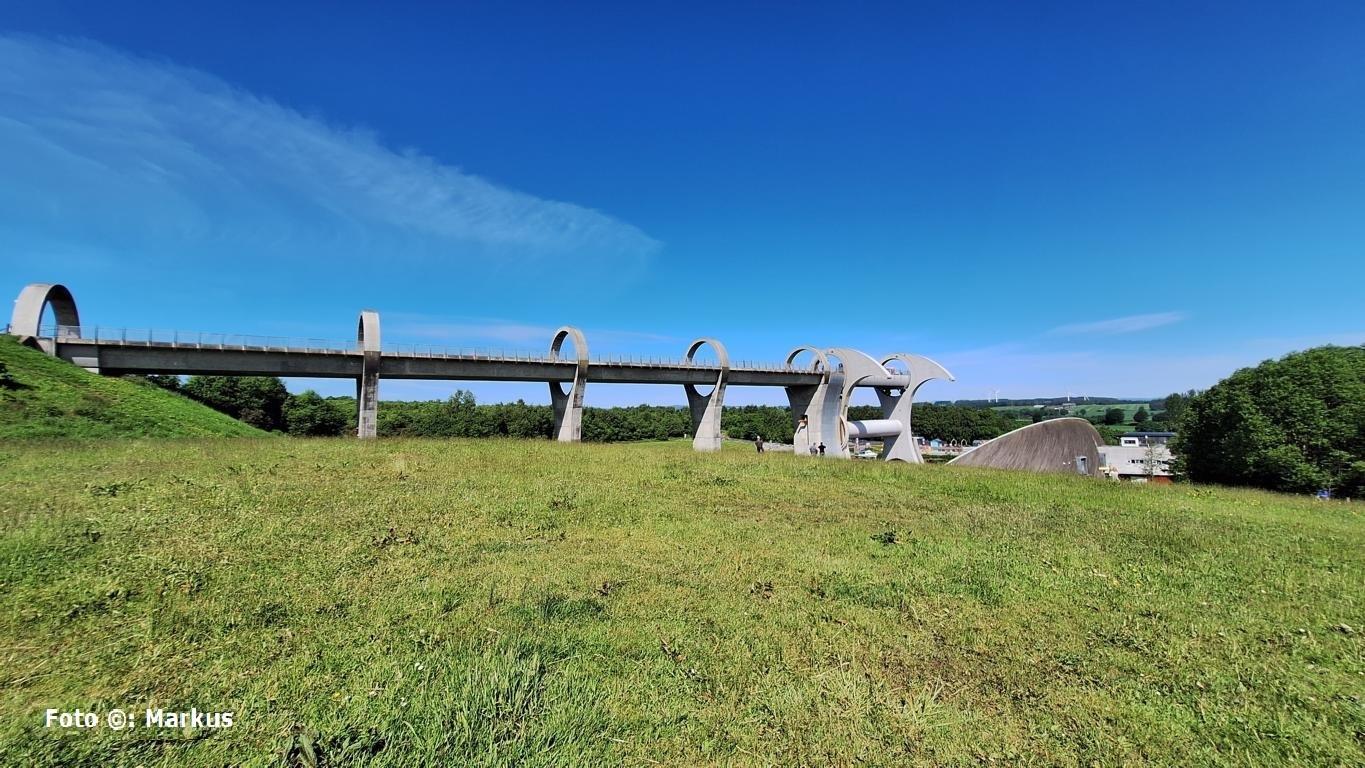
[386,315,681,348]
[0,35,659,264]
[1048,311,1187,336]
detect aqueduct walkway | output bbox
[9,283,954,460]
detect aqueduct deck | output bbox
[9,283,954,460]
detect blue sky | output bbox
[2,2,1362,406]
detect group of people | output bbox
[753,435,826,455]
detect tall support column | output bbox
[356,310,381,439]
[683,338,729,452]
[784,346,833,456]
[877,354,954,462]
[549,327,588,442]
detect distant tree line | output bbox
[378,394,694,442]
[139,375,1021,444]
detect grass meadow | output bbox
[0,438,1361,766]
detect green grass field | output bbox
[1,438,1361,766]
[0,337,267,438]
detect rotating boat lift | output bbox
[10,282,953,459]
[785,347,954,461]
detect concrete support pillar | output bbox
[877,354,955,462]
[356,310,381,439]
[549,327,588,442]
[784,346,833,457]
[683,338,729,452]
[874,387,917,461]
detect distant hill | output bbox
[946,396,1156,409]
[0,336,268,438]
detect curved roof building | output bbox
[947,417,1103,476]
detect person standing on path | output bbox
[755,435,764,453]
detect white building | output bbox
[1100,437,1175,483]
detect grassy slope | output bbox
[0,337,265,438]
[0,439,1361,767]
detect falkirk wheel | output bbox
[784,346,954,462]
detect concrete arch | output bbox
[875,353,955,462]
[880,354,954,399]
[355,310,382,439]
[785,345,830,372]
[683,338,729,452]
[548,326,588,442]
[10,283,81,341]
[785,345,835,456]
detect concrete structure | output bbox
[356,310,381,438]
[9,283,81,354]
[785,346,835,456]
[548,326,588,442]
[683,338,728,452]
[947,417,1103,476]
[782,348,954,460]
[8,282,953,457]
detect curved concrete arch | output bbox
[875,353,956,462]
[548,326,588,442]
[355,310,382,438]
[880,354,955,397]
[947,417,1102,476]
[784,345,835,456]
[785,345,830,372]
[683,338,729,452]
[821,348,879,458]
[10,283,81,341]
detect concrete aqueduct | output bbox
[9,283,954,460]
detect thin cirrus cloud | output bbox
[0,35,659,268]
[386,317,682,347]
[1048,311,1188,336]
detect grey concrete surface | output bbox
[548,326,588,443]
[356,310,381,439]
[683,338,728,452]
[947,417,1103,475]
[10,283,80,340]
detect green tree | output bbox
[1133,407,1149,424]
[285,390,351,436]
[1174,345,1365,495]
[1103,408,1125,425]
[1156,390,1196,424]
[182,375,289,431]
